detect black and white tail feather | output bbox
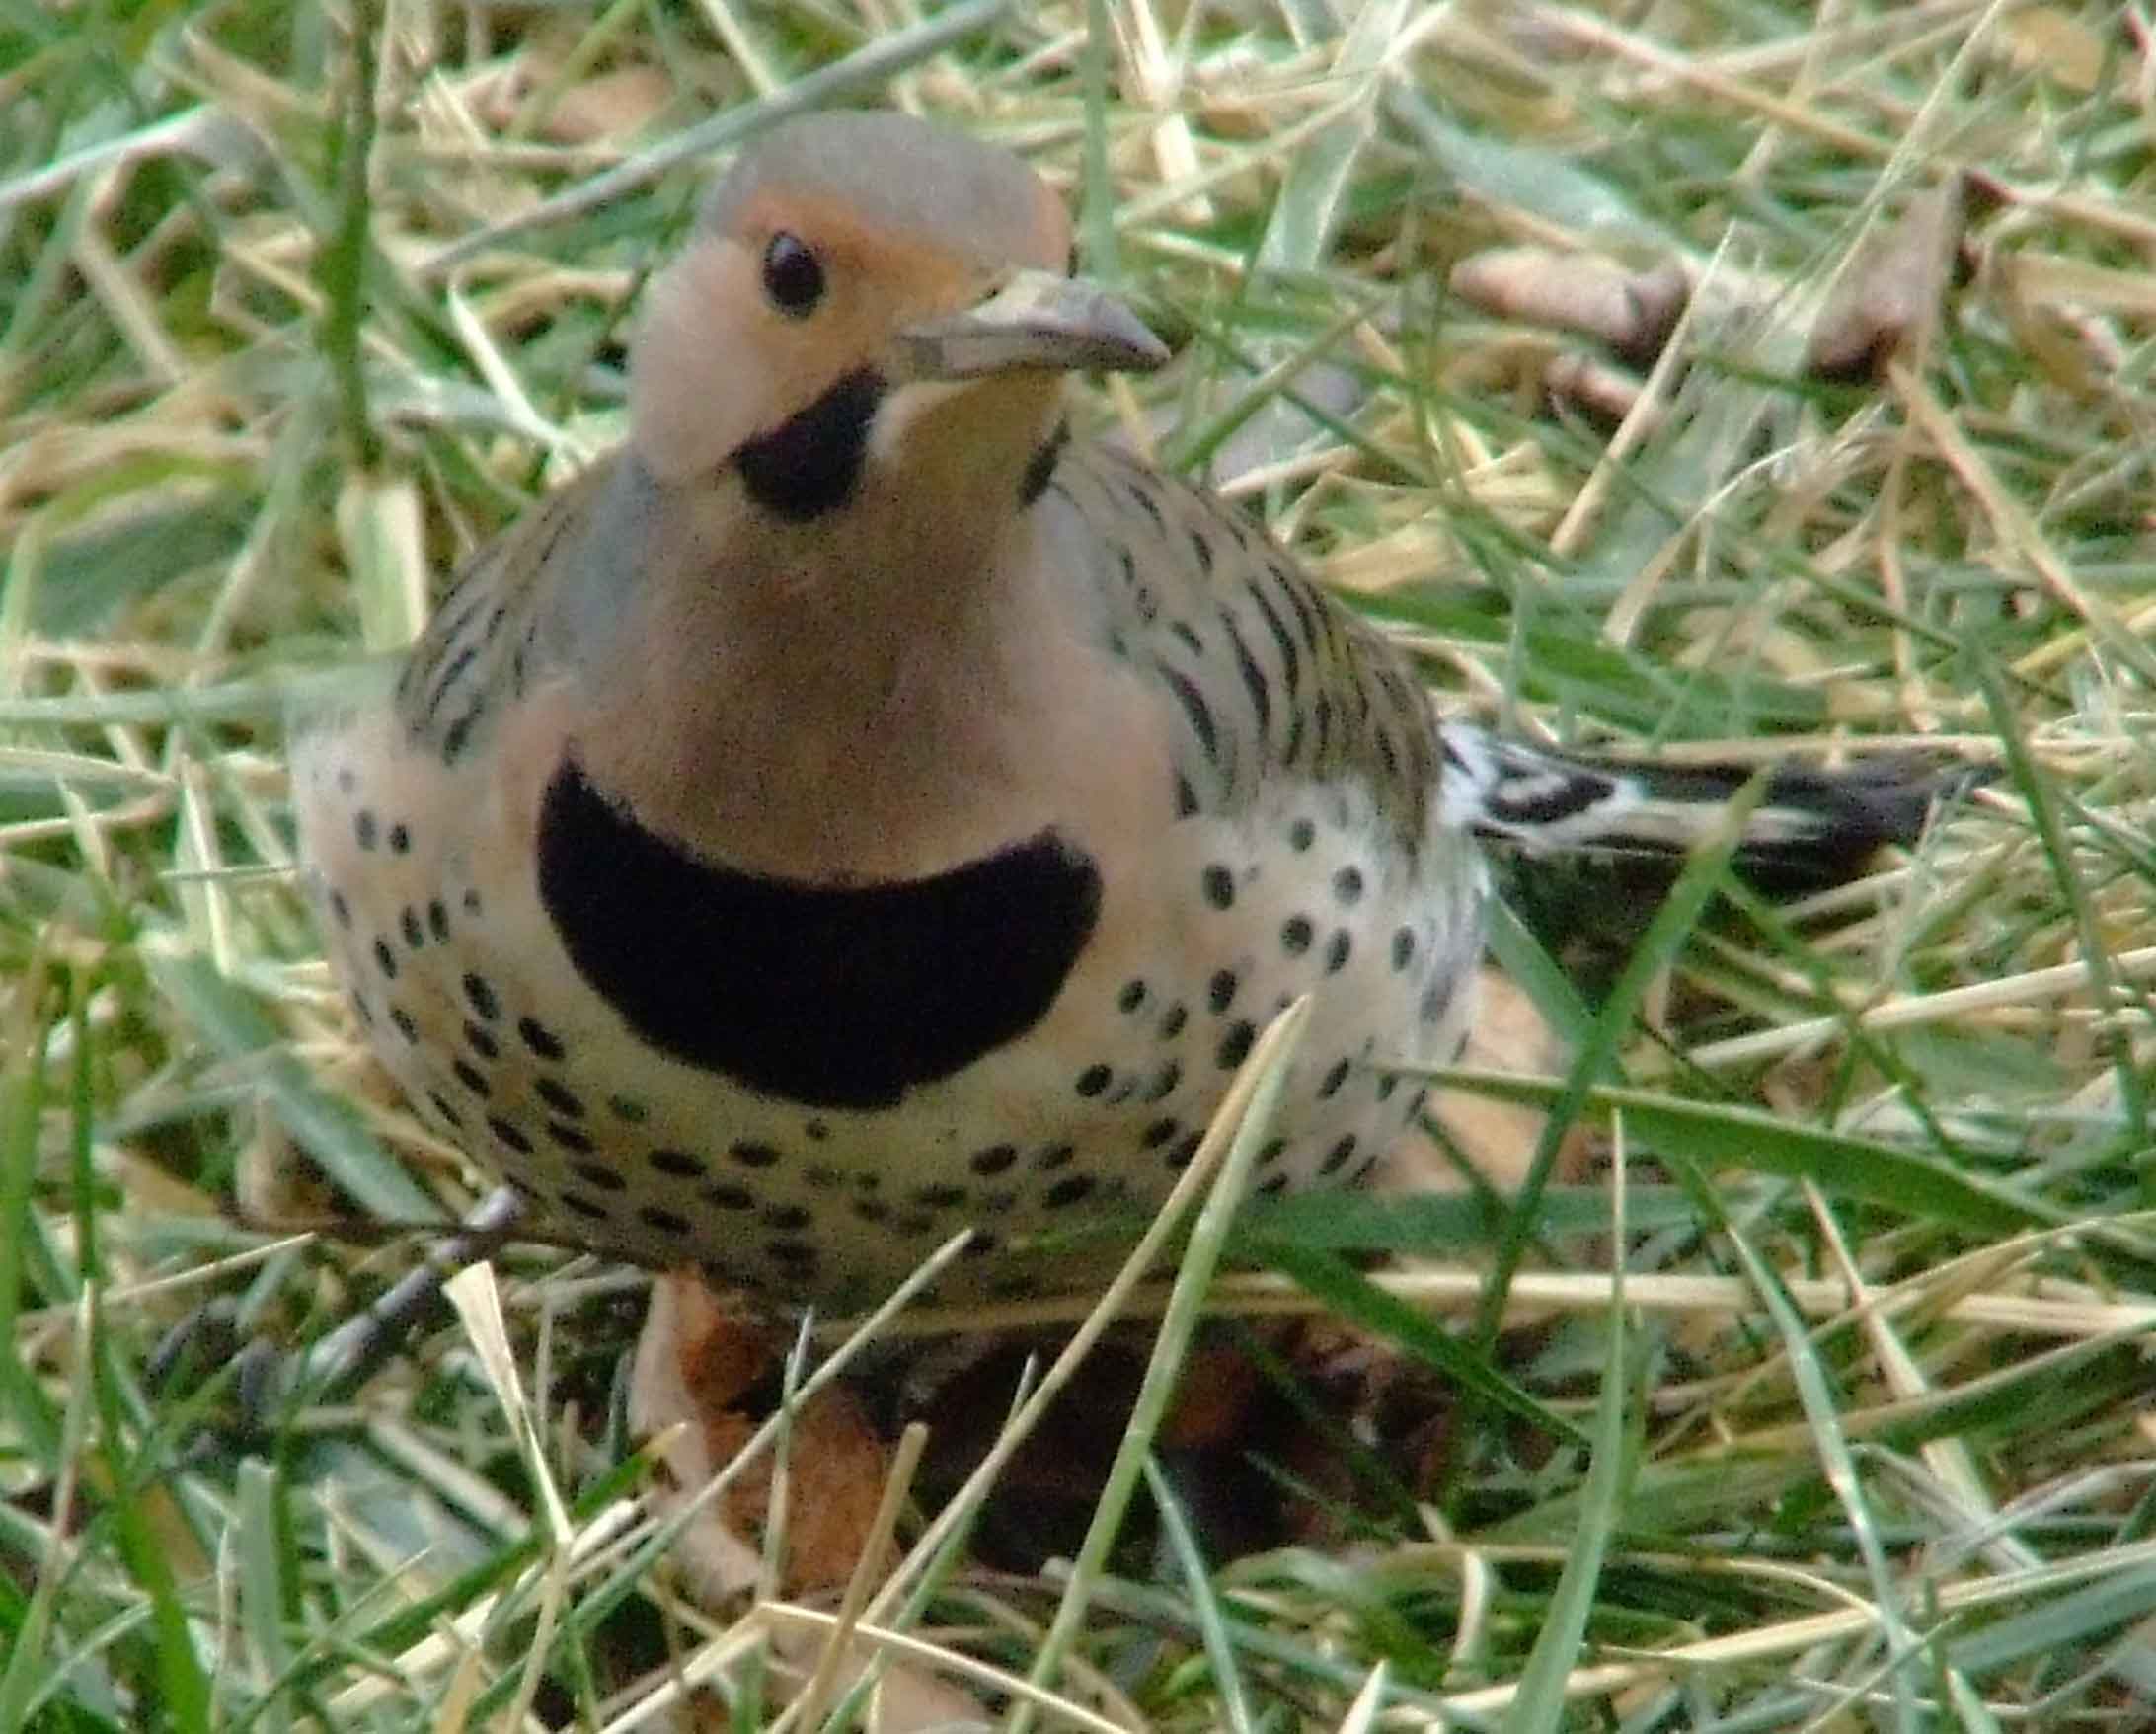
[1438,721,1982,891]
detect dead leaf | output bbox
[1543,349,1652,429]
[540,66,673,145]
[1454,181,1974,393]
[1450,249,1690,368]
[1810,180,1970,382]
[630,1274,892,1600]
[1997,7,2110,94]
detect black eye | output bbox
[762,233,825,316]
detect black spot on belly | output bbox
[537,757,1103,1110]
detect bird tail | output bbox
[1437,720,1986,891]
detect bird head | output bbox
[629,112,1166,523]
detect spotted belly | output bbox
[300,734,1485,1311]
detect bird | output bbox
[291,111,1968,1326]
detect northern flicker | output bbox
[292,112,1964,1323]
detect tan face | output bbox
[628,129,1074,487]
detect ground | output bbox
[4,3,2156,1730]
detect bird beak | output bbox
[898,269,1169,380]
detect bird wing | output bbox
[1037,441,1441,854]
[389,455,625,767]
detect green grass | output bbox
[4,1,2155,1728]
